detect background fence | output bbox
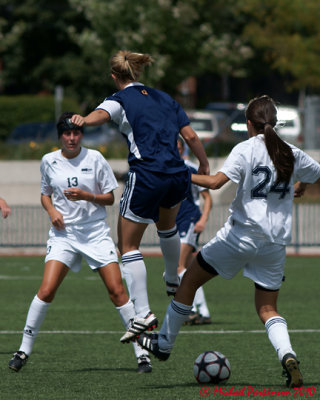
[0,204,319,251]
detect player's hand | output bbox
[194,220,205,233]
[64,188,87,201]
[70,114,85,127]
[294,181,307,198]
[197,163,210,176]
[1,205,11,218]
[49,209,65,230]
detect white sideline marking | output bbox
[1,329,320,335]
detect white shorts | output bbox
[200,220,286,290]
[180,222,200,251]
[45,220,118,273]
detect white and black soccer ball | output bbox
[193,350,231,384]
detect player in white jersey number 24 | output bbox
[134,95,320,388]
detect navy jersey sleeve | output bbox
[173,99,190,129]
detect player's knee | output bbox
[108,285,128,306]
[37,287,55,303]
[256,305,278,323]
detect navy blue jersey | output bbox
[96,83,189,173]
[176,162,202,229]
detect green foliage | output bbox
[240,0,320,90]
[0,95,81,141]
[1,256,319,399]
[0,0,87,96]
[2,0,320,112]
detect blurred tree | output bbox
[68,0,253,105]
[240,0,320,104]
[0,0,87,96]
[2,0,319,111]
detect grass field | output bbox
[1,255,319,400]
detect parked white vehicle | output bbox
[276,106,302,146]
[186,110,221,143]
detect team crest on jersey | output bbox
[81,167,93,174]
[141,89,148,95]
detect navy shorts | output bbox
[120,168,191,223]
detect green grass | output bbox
[0,256,319,400]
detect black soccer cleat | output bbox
[120,312,158,343]
[281,353,303,388]
[137,333,171,361]
[137,354,152,373]
[8,351,29,372]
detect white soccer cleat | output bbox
[120,312,158,343]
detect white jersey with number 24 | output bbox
[219,135,320,244]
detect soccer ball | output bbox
[193,351,231,384]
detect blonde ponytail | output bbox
[110,50,154,82]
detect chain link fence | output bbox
[0,204,319,251]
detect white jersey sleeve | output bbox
[219,135,320,244]
[292,147,320,183]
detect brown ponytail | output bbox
[110,50,154,83]
[245,95,295,184]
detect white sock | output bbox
[194,286,211,318]
[121,251,150,318]
[158,300,192,351]
[133,341,149,359]
[178,270,186,280]
[265,316,296,361]
[116,299,136,329]
[19,295,50,356]
[178,269,207,315]
[158,226,180,285]
[116,300,149,359]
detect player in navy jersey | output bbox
[71,50,209,342]
[176,138,212,325]
[9,112,152,374]
[133,95,320,388]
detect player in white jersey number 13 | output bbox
[134,95,320,388]
[8,112,151,374]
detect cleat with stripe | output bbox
[137,333,170,361]
[281,353,303,388]
[120,312,158,343]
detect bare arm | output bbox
[294,177,320,197]
[64,188,115,206]
[71,109,110,127]
[194,190,212,233]
[180,125,210,175]
[191,171,230,190]
[293,181,308,198]
[41,194,65,230]
[0,197,11,218]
